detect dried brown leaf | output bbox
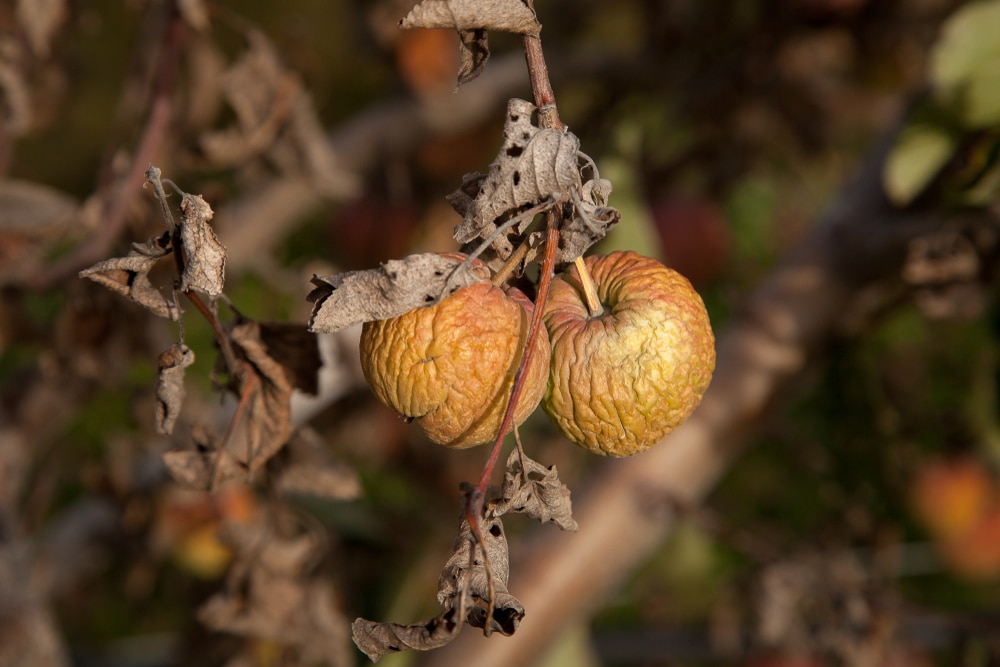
[400,0,540,35]
[352,611,463,663]
[493,450,578,531]
[154,344,195,435]
[177,0,209,30]
[200,522,350,666]
[456,28,490,86]
[199,29,299,165]
[0,180,78,283]
[257,322,321,395]
[438,516,523,636]
[448,98,586,263]
[307,252,489,333]
[79,233,179,320]
[230,319,295,472]
[273,431,361,501]
[162,427,244,490]
[178,194,226,296]
[16,0,67,58]
[400,0,540,87]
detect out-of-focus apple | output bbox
[650,196,731,286]
[911,457,993,541]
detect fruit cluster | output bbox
[360,250,716,457]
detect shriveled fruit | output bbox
[542,251,715,457]
[359,267,550,449]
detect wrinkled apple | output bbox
[542,251,715,456]
[359,263,550,449]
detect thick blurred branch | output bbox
[418,113,995,667]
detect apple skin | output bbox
[359,273,550,449]
[542,251,715,457]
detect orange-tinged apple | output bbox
[359,269,550,449]
[542,251,715,457]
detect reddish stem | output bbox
[466,212,561,523]
[522,1,563,131]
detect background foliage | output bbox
[2,0,1000,666]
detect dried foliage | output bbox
[308,252,490,332]
[4,1,1000,667]
[79,233,180,320]
[353,450,575,661]
[400,0,541,85]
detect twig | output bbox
[28,8,187,290]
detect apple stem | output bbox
[574,256,604,317]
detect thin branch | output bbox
[28,9,187,290]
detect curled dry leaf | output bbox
[352,514,523,662]
[1,180,78,283]
[438,516,523,636]
[456,28,489,86]
[199,29,295,165]
[352,609,464,664]
[400,0,541,34]
[449,99,580,253]
[162,427,244,490]
[257,322,322,395]
[493,450,577,531]
[400,0,541,86]
[272,430,361,501]
[448,99,620,271]
[229,318,295,473]
[155,344,195,435]
[79,233,179,320]
[178,194,226,296]
[307,252,489,333]
[199,523,350,666]
[16,0,67,58]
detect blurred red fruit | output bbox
[911,457,993,541]
[327,198,417,270]
[650,196,731,286]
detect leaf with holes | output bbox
[493,450,578,531]
[437,515,523,636]
[449,99,582,257]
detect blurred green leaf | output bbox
[884,122,956,206]
[931,0,1000,127]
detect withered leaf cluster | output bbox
[80,166,227,313]
[352,450,576,662]
[161,319,321,491]
[197,27,354,196]
[198,512,352,666]
[307,252,489,333]
[448,98,620,274]
[400,0,541,86]
[82,166,321,492]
